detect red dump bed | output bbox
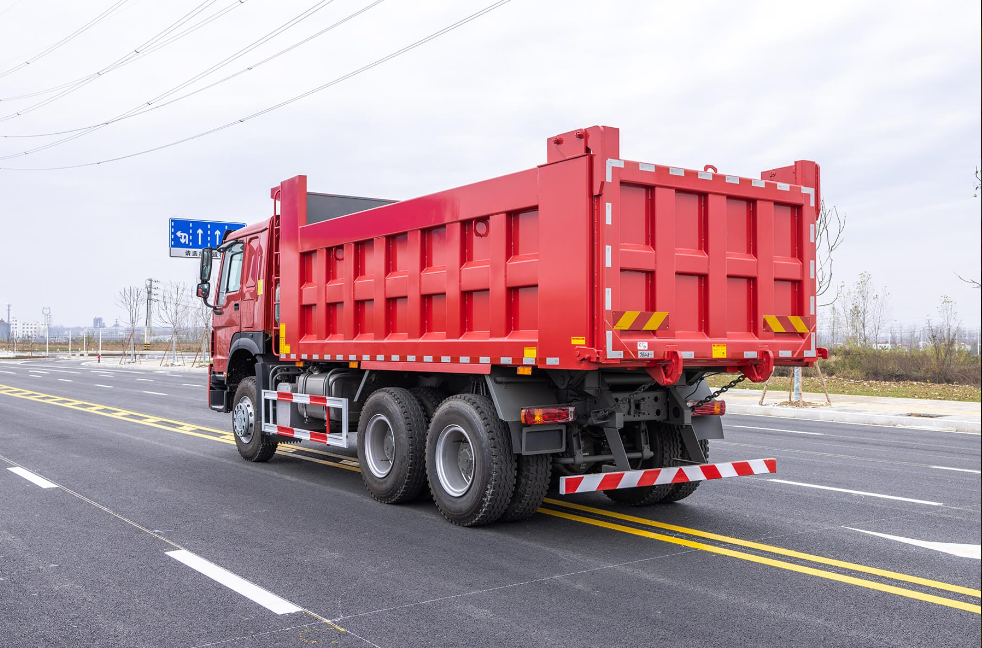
[274,126,819,376]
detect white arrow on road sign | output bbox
[197,228,203,245]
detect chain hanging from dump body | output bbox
[593,373,748,422]
[688,374,746,411]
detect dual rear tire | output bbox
[357,390,550,526]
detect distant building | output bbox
[0,319,9,341]
[93,317,105,329]
[10,319,42,339]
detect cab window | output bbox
[218,242,244,303]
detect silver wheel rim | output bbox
[233,399,254,443]
[435,424,475,498]
[364,413,395,478]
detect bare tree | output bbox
[927,296,961,382]
[845,272,890,347]
[192,298,213,365]
[114,286,144,362]
[956,168,981,288]
[158,281,192,365]
[816,200,846,305]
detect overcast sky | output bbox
[0,0,979,331]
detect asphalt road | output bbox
[1,358,979,648]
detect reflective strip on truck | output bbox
[763,315,811,334]
[559,458,777,495]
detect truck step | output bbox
[559,458,776,495]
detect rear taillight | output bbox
[688,400,726,416]
[521,406,576,425]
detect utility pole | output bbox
[145,278,160,356]
[42,307,51,357]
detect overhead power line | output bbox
[0,0,247,105]
[0,0,513,172]
[0,0,133,80]
[0,0,340,155]
[1,0,384,148]
[0,0,28,20]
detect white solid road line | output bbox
[95,384,114,388]
[768,479,944,506]
[845,527,981,560]
[7,467,58,489]
[143,391,167,396]
[729,424,824,436]
[166,550,302,614]
[930,466,981,474]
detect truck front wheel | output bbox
[232,377,278,462]
[357,388,428,504]
[426,395,516,526]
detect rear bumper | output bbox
[559,458,776,495]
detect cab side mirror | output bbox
[196,282,210,299]
[200,249,214,282]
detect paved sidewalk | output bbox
[79,358,207,373]
[725,387,981,433]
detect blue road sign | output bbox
[169,218,246,258]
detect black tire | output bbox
[662,436,709,502]
[357,388,428,504]
[232,377,278,462]
[426,394,516,526]
[499,454,551,522]
[410,387,446,422]
[603,424,680,506]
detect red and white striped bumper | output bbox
[559,458,777,495]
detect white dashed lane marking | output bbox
[7,467,58,489]
[930,466,981,474]
[769,479,944,506]
[142,391,168,396]
[166,550,303,614]
[729,424,824,436]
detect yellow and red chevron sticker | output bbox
[763,315,811,334]
[612,311,670,331]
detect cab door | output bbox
[212,241,245,373]
[240,236,263,330]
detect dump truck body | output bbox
[201,126,819,526]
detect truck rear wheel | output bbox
[232,377,278,462]
[426,395,516,526]
[499,454,551,522]
[357,388,428,504]
[603,423,679,506]
[410,386,446,422]
[662,433,709,502]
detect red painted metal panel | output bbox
[270,126,818,374]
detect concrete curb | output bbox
[727,403,981,434]
[79,360,207,373]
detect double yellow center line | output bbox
[538,500,980,613]
[2,382,978,614]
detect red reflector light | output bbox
[688,400,726,416]
[521,406,576,425]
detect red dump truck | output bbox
[197,125,823,526]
